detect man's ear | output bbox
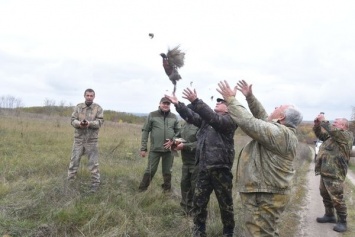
[278,114,286,122]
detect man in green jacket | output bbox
[138,97,180,192]
[174,120,199,215]
[217,80,303,237]
[313,113,354,232]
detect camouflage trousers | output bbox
[180,164,198,212]
[68,140,100,185]
[320,176,347,216]
[240,192,290,237]
[193,168,235,233]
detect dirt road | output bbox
[300,162,342,237]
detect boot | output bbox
[161,174,172,192]
[223,227,234,237]
[138,173,152,192]
[316,207,336,223]
[193,224,206,237]
[333,214,347,232]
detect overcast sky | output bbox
[1,0,355,121]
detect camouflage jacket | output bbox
[226,95,298,194]
[313,121,354,181]
[71,102,104,141]
[178,120,199,166]
[175,99,237,170]
[140,109,180,153]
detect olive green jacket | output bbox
[178,121,199,166]
[140,109,180,153]
[226,95,298,194]
[313,121,354,181]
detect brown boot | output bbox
[161,174,172,192]
[138,173,152,192]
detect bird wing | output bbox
[166,45,185,68]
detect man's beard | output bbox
[85,101,93,106]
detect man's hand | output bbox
[174,142,184,151]
[236,80,253,98]
[182,88,198,102]
[80,119,89,128]
[163,139,173,149]
[314,113,325,125]
[164,93,178,105]
[217,80,237,100]
[140,151,147,157]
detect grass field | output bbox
[0,109,354,236]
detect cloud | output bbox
[1,0,355,120]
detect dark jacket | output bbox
[175,99,237,170]
[140,108,180,153]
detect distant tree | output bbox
[44,98,56,107]
[0,95,23,108]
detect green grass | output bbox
[1,110,355,236]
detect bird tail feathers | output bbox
[167,45,185,68]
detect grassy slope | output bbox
[0,111,354,236]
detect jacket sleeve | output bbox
[320,121,350,144]
[227,96,293,152]
[175,102,203,128]
[313,123,330,141]
[173,115,181,140]
[189,99,236,133]
[71,106,81,128]
[89,105,104,129]
[140,114,152,151]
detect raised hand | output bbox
[217,80,237,100]
[236,80,253,98]
[182,88,198,102]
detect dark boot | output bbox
[193,224,206,237]
[316,207,336,223]
[223,227,234,237]
[333,214,347,232]
[138,173,152,192]
[161,174,172,192]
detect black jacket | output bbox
[175,99,237,170]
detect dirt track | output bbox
[299,148,355,237]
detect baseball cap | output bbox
[160,97,171,103]
[216,98,226,103]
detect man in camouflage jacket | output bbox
[68,88,104,192]
[217,80,303,237]
[313,113,354,232]
[165,88,237,237]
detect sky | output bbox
[1,0,355,121]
